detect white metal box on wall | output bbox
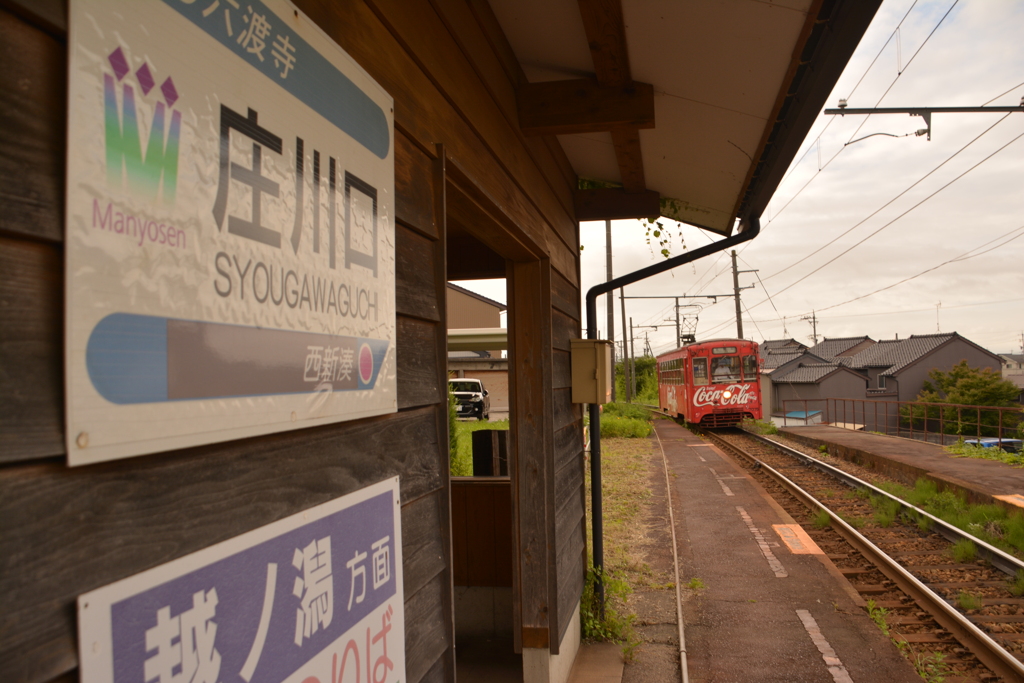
[570,339,613,404]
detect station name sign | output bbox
[65,0,396,465]
[78,478,406,683]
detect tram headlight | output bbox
[722,390,733,400]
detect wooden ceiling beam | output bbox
[577,0,630,87]
[573,188,659,221]
[576,0,649,196]
[610,128,646,192]
[517,79,654,137]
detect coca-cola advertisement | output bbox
[692,384,756,407]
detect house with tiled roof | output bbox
[763,332,1004,423]
[770,360,868,419]
[761,338,808,353]
[847,332,1002,402]
[806,336,876,360]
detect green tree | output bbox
[905,361,1022,438]
[615,356,659,403]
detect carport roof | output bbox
[490,0,883,234]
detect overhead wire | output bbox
[685,0,934,291]
[698,222,1024,336]
[813,223,1024,314]
[743,126,1024,311]
[763,112,1013,282]
[746,0,959,246]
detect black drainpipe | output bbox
[586,215,761,610]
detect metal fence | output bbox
[781,397,1023,448]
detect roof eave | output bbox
[734,0,884,227]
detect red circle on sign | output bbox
[359,343,373,384]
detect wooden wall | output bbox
[0,0,585,680]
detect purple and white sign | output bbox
[78,478,405,683]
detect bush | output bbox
[600,415,653,438]
[604,402,651,421]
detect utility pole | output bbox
[731,250,744,339]
[674,297,680,347]
[801,310,819,344]
[629,317,636,402]
[728,251,758,340]
[620,287,629,402]
[606,220,615,401]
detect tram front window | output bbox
[742,355,757,382]
[711,356,740,383]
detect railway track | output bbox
[702,426,1024,682]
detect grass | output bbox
[1010,570,1024,596]
[875,478,1024,559]
[946,439,1024,468]
[600,403,653,438]
[449,419,510,476]
[812,510,831,529]
[582,436,661,658]
[870,495,903,528]
[839,512,865,529]
[686,577,706,591]
[950,538,977,564]
[957,590,983,611]
[866,600,951,682]
[739,418,779,435]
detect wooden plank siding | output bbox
[1,0,586,679]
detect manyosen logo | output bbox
[104,47,181,204]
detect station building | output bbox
[0,1,879,682]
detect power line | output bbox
[763,113,1012,282]
[749,126,1024,308]
[814,223,1024,314]
[700,224,1024,335]
[752,0,959,240]
[770,0,923,195]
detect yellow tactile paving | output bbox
[773,524,824,555]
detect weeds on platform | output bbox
[686,577,705,591]
[865,599,889,636]
[580,564,638,654]
[583,435,660,661]
[739,418,778,435]
[946,439,1024,468]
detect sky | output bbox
[455,0,1024,358]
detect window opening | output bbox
[742,356,757,383]
[693,357,709,386]
[711,356,740,383]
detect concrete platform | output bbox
[782,425,1024,506]
[657,419,919,683]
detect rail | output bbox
[781,397,1022,449]
[706,430,1024,681]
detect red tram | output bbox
[656,338,762,427]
